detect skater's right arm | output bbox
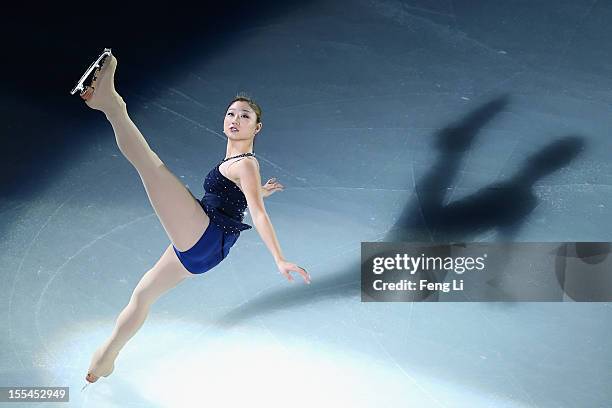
[261,177,284,198]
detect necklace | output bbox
[221,152,255,163]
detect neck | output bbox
[226,139,254,158]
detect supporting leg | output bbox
[86,244,193,382]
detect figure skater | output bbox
[75,50,311,386]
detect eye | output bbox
[241,114,249,118]
[227,112,234,116]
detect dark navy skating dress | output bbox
[173,152,254,274]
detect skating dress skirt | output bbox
[173,154,254,274]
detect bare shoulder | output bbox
[233,156,260,178]
[237,156,259,170]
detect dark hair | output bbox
[226,93,262,151]
[226,93,262,123]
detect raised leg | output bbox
[81,54,209,251]
[107,107,210,251]
[86,244,194,382]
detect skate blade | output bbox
[70,48,112,96]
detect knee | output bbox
[130,288,156,308]
[137,155,167,180]
[121,145,164,170]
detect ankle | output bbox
[104,97,127,120]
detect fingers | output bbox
[298,267,311,284]
[293,265,311,284]
[266,178,284,189]
[263,182,284,195]
[279,261,310,284]
[282,269,310,284]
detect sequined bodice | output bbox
[199,153,255,233]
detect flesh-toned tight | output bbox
[85,55,210,381]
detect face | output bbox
[224,101,262,140]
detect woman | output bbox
[77,51,311,385]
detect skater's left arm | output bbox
[234,159,311,284]
[235,158,283,261]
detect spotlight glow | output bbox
[51,319,531,407]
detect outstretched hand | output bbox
[262,178,284,198]
[277,260,311,284]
